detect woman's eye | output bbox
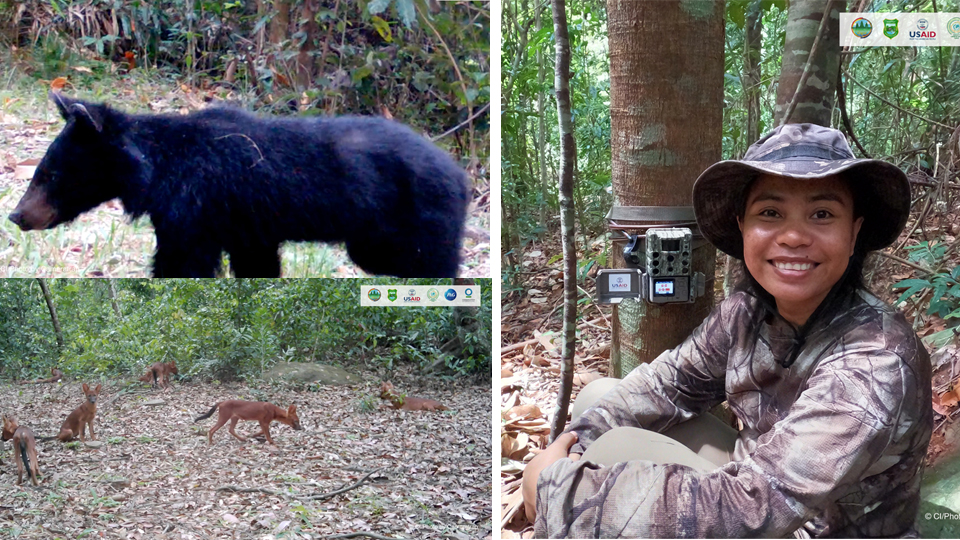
[813,210,833,219]
[759,209,779,218]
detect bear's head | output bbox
[10,92,136,230]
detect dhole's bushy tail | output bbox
[19,439,35,484]
[194,403,220,422]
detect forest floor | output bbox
[499,202,960,537]
[0,76,491,278]
[0,372,491,539]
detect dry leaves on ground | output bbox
[0,375,490,539]
[500,255,612,538]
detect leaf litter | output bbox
[0,373,491,539]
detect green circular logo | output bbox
[367,288,382,301]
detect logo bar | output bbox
[841,13,960,46]
[360,285,480,307]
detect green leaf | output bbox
[893,278,931,289]
[351,65,374,83]
[370,16,393,42]
[922,327,960,348]
[727,0,747,29]
[893,279,931,305]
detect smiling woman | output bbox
[525,124,933,538]
[739,174,864,326]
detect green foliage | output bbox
[0,1,489,157]
[355,394,379,413]
[893,243,960,318]
[0,279,491,381]
[501,0,610,269]
[368,0,416,28]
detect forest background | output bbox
[0,278,492,381]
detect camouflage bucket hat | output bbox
[693,123,910,259]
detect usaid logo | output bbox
[909,19,936,40]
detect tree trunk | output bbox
[744,0,763,143]
[775,0,840,126]
[536,4,550,232]
[296,0,320,90]
[36,278,64,351]
[607,0,722,376]
[549,0,577,442]
[269,0,290,45]
[108,280,123,320]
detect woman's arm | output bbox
[567,295,741,453]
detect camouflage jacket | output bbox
[535,290,932,538]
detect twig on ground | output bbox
[303,467,385,501]
[322,533,409,540]
[501,317,607,354]
[215,485,285,497]
[876,251,935,276]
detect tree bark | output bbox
[549,0,577,442]
[107,280,123,320]
[745,0,763,143]
[36,278,64,351]
[536,4,550,232]
[296,0,320,90]
[269,0,291,45]
[607,0,722,376]
[775,0,840,126]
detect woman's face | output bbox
[738,174,863,326]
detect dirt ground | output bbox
[0,374,491,539]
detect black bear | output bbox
[9,93,471,277]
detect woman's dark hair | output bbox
[733,172,870,326]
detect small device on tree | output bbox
[597,227,705,305]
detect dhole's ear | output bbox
[82,383,90,393]
[95,384,102,393]
[288,405,297,413]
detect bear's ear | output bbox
[49,91,104,133]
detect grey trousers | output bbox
[571,378,738,472]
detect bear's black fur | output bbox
[10,93,471,277]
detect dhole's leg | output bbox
[29,449,39,486]
[228,417,247,442]
[257,421,275,445]
[78,421,86,442]
[207,413,230,445]
[88,419,96,441]
[14,446,22,485]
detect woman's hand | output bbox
[522,431,580,523]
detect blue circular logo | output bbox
[851,17,872,38]
[465,288,473,298]
[444,289,457,301]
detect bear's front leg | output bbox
[153,234,223,278]
[227,244,282,277]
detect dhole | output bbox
[194,400,302,445]
[379,382,449,411]
[139,361,177,389]
[58,383,101,442]
[20,367,63,384]
[2,415,40,486]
